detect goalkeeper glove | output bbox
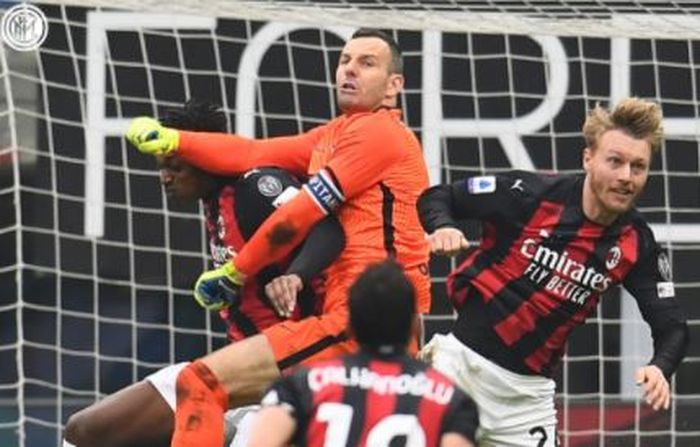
[193,262,246,312]
[125,117,180,155]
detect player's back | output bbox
[291,352,477,447]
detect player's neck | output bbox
[361,344,406,358]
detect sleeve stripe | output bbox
[318,169,345,201]
[302,169,345,214]
[303,185,331,215]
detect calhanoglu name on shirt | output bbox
[307,365,454,405]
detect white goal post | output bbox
[0,1,698,446]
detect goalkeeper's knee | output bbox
[176,360,229,411]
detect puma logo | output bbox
[511,179,524,192]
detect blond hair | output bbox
[582,97,664,153]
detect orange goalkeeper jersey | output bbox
[178,108,431,313]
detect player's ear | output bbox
[582,146,593,172]
[387,73,404,97]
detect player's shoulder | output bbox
[465,170,572,198]
[625,207,653,230]
[622,208,659,250]
[344,108,407,139]
[239,167,300,185]
[505,169,575,191]
[235,167,301,199]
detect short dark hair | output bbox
[349,260,415,350]
[351,28,403,75]
[161,99,227,132]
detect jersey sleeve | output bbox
[259,370,311,445]
[440,386,479,444]
[323,114,407,200]
[287,215,345,283]
[623,225,690,378]
[177,125,325,177]
[418,170,532,233]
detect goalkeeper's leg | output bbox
[171,312,354,446]
[63,363,185,447]
[170,335,279,447]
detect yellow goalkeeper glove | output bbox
[125,117,180,155]
[193,262,246,311]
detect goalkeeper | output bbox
[125,28,431,447]
[63,100,344,447]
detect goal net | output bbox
[0,1,698,445]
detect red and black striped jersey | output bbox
[203,167,337,341]
[261,350,479,446]
[419,171,688,378]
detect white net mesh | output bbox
[39,0,700,39]
[0,1,698,446]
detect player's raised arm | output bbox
[417,172,532,256]
[126,116,324,177]
[417,183,469,256]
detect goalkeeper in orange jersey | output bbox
[124,28,431,447]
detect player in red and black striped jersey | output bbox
[248,261,478,447]
[195,166,336,340]
[418,98,689,446]
[422,169,686,378]
[63,101,344,447]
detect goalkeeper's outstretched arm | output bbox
[126,116,322,177]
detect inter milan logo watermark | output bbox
[1,4,48,52]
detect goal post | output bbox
[1,1,699,446]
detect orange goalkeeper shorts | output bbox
[264,303,355,371]
[264,284,421,371]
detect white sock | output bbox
[62,440,77,447]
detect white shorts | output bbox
[421,333,558,446]
[145,362,190,411]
